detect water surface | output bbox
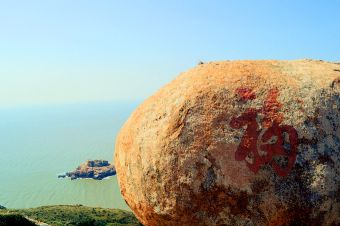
[0,101,138,210]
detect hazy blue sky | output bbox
[1,1,340,107]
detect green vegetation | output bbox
[0,205,143,226]
[0,213,37,226]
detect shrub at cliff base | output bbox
[0,213,37,226]
[0,205,143,226]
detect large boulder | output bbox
[114,60,340,226]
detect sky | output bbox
[1,0,340,107]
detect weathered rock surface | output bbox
[115,60,340,226]
[65,160,116,180]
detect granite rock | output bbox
[66,160,116,180]
[115,60,340,226]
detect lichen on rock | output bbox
[115,60,340,226]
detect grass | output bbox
[0,205,143,226]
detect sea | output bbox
[0,101,140,210]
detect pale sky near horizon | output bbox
[1,1,340,107]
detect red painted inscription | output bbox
[230,88,298,177]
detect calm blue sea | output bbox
[0,101,139,210]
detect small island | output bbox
[59,160,116,180]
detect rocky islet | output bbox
[59,160,116,180]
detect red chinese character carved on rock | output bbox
[230,87,298,177]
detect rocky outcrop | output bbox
[115,60,340,226]
[64,160,116,180]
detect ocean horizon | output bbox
[0,101,140,210]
